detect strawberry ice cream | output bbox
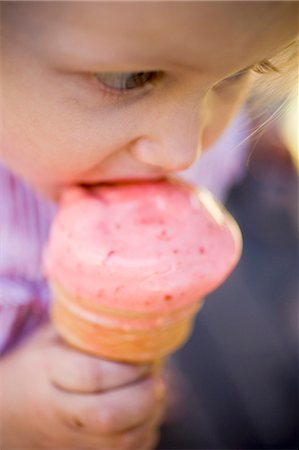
[44,178,242,362]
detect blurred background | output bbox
[157,89,298,450]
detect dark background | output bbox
[157,135,298,450]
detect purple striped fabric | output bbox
[0,164,56,353]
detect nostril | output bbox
[130,138,199,172]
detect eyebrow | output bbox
[47,44,207,75]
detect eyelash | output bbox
[251,59,280,74]
[215,59,279,89]
[94,71,163,99]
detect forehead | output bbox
[4,2,298,74]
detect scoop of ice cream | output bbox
[44,179,242,313]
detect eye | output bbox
[95,71,161,92]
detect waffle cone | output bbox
[49,282,202,363]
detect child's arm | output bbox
[0,322,164,450]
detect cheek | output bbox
[1,116,78,179]
[0,121,110,203]
[1,89,115,193]
[201,81,252,149]
[1,51,122,191]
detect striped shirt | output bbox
[0,164,56,353]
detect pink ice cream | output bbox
[44,178,242,315]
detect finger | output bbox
[48,340,149,393]
[117,422,161,450]
[140,430,161,450]
[29,321,56,345]
[65,420,161,450]
[54,376,165,436]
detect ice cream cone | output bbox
[44,180,241,365]
[50,281,203,363]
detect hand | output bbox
[0,323,165,449]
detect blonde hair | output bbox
[248,38,299,119]
[242,38,298,169]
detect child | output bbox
[0,2,298,449]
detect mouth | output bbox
[53,171,173,202]
[52,174,180,203]
[78,174,168,189]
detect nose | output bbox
[130,97,202,172]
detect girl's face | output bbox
[1,2,297,199]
